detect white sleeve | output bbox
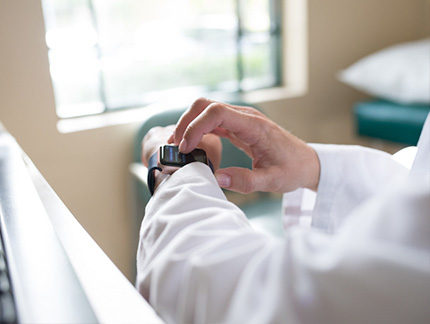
[136,162,430,324]
[307,144,409,233]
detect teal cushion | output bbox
[353,100,429,145]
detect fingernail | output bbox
[179,139,187,152]
[216,173,231,188]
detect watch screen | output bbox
[162,145,186,165]
[160,145,207,166]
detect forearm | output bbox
[137,163,288,323]
[136,161,429,324]
[136,164,253,318]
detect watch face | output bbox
[160,145,207,167]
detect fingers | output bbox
[196,133,222,171]
[215,167,283,194]
[178,102,264,154]
[215,168,255,193]
[172,98,266,150]
[172,98,213,146]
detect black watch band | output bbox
[147,151,162,196]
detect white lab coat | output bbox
[136,115,430,324]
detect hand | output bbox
[170,98,320,193]
[142,125,222,171]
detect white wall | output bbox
[0,0,428,281]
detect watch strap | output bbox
[208,159,214,173]
[147,151,162,195]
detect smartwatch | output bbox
[147,145,214,195]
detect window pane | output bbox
[93,0,239,109]
[49,49,103,118]
[42,0,103,118]
[241,33,275,90]
[241,0,271,33]
[43,0,94,34]
[239,0,276,90]
[41,0,282,117]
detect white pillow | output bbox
[338,38,430,104]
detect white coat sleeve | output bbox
[136,162,430,324]
[305,144,409,233]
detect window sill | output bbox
[56,84,307,134]
[56,101,187,134]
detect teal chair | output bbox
[129,104,284,256]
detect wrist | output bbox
[304,146,321,191]
[152,170,170,193]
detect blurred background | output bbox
[0,0,429,281]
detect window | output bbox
[42,0,282,118]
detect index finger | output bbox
[179,102,264,153]
[172,98,266,145]
[172,98,213,145]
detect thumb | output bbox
[215,167,261,194]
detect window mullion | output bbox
[87,0,108,112]
[270,0,283,87]
[235,0,244,92]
